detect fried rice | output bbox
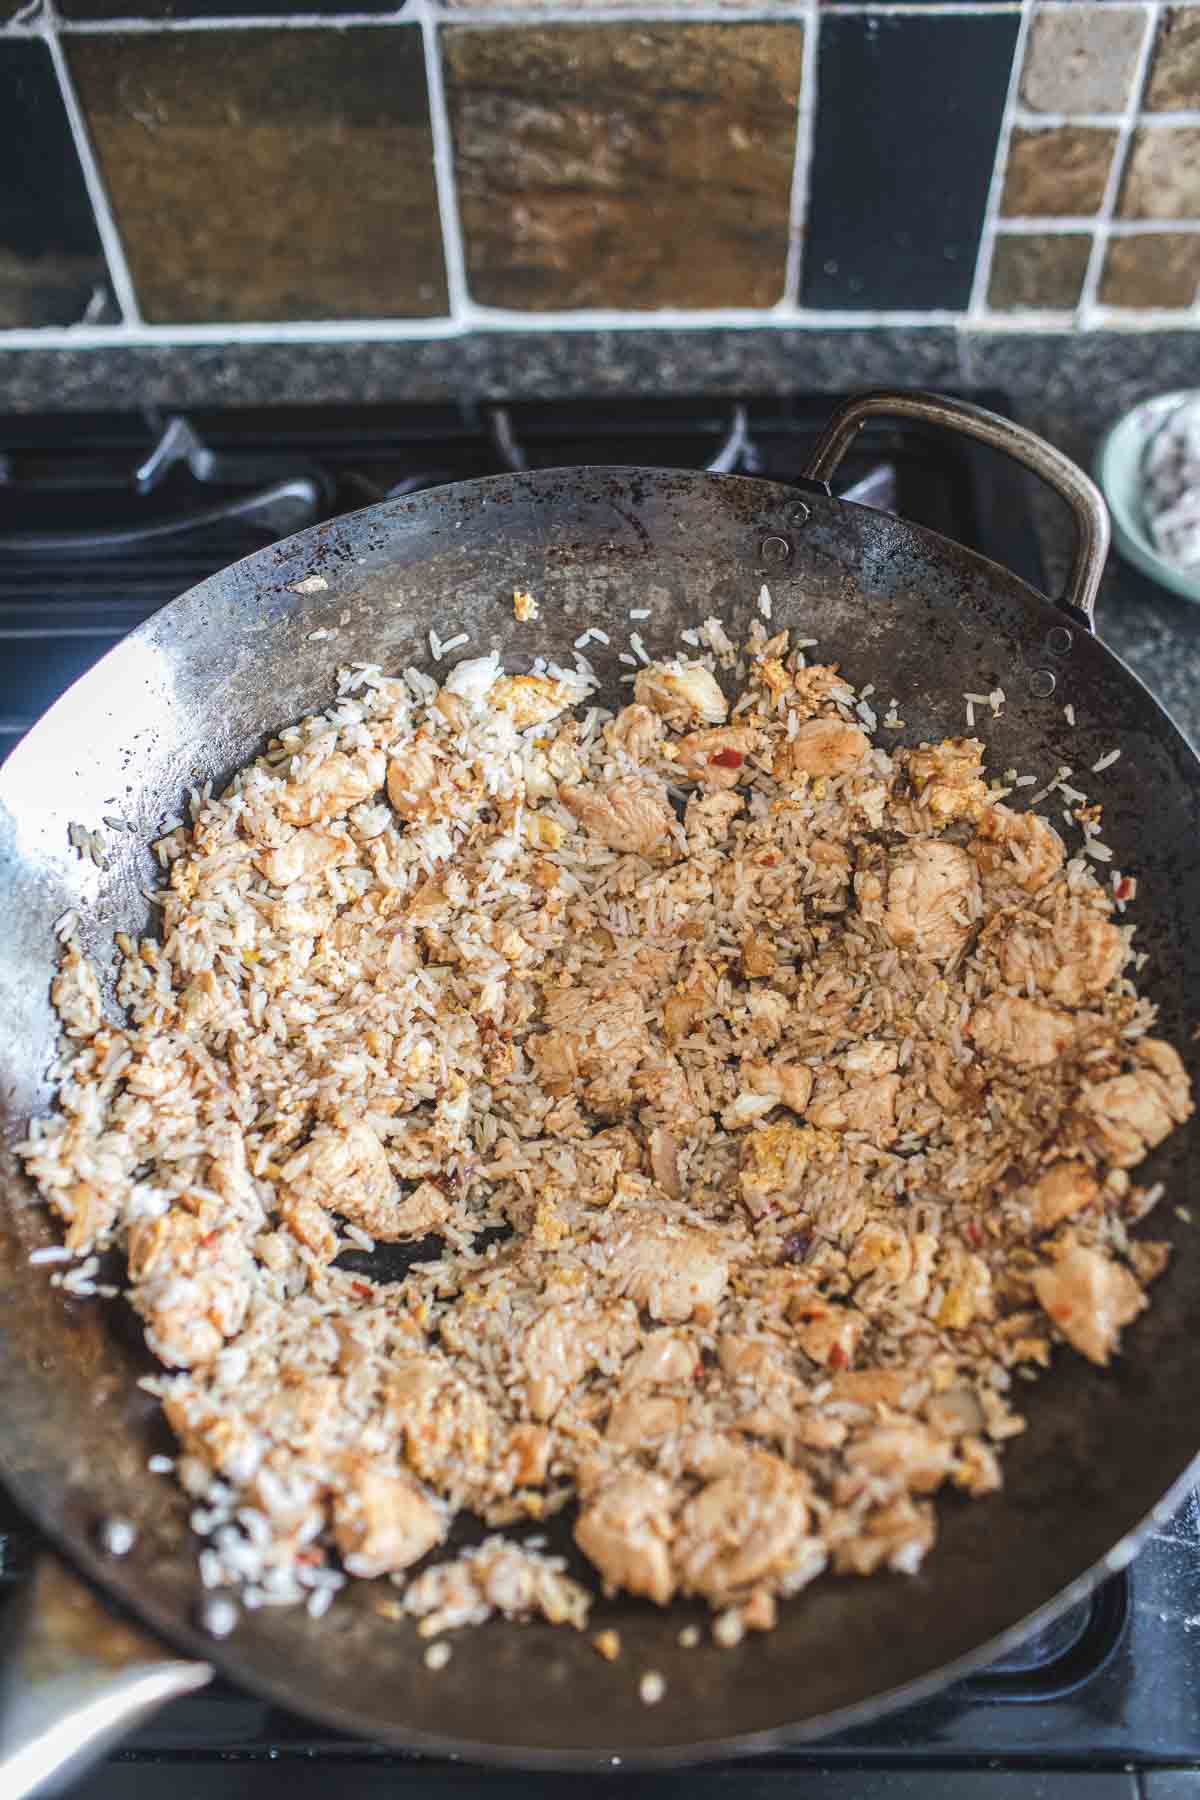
[20,619,1194,1645]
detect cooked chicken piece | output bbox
[648,1126,682,1199]
[530,984,649,1113]
[280,1194,339,1263]
[631,1057,702,1138]
[575,1471,678,1605]
[385,1356,500,1495]
[742,929,777,980]
[389,1179,451,1238]
[992,904,1127,1006]
[502,1423,552,1489]
[605,703,664,765]
[254,826,354,887]
[635,659,728,728]
[60,1180,117,1253]
[933,1244,994,1330]
[127,1213,253,1369]
[745,1060,813,1116]
[787,664,856,720]
[857,841,980,963]
[606,1391,688,1447]
[792,1306,864,1371]
[405,1540,590,1633]
[518,1301,640,1420]
[521,728,587,802]
[607,1222,729,1324]
[277,747,385,827]
[973,804,1065,894]
[1077,1037,1193,1168]
[1023,1161,1100,1232]
[969,994,1076,1067]
[270,895,334,937]
[830,1367,916,1407]
[386,738,447,823]
[624,1331,700,1388]
[834,1495,935,1577]
[670,726,760,790]
[809,1073,899,1140]
[843,1040,900,1079]
[674,1451,811,1602]
[332,1461,444,1577]
[1032,1244,1146,1365]
[901,738,988,823]
[488,673,576,731]
[776,718,870,781]
[279,1118,399,1238]
[684,788,744,850]
[560,774,676,859]
[846,1424,952,1494]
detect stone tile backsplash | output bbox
[2,0,1200,342]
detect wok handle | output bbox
[803,389,1110,630]
[0,1555,212,1798]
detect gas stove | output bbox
[1,393,1198,1800]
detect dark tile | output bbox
[1100,232,1200,306]
[1146,8,1200,111]
[1020,6,1147,114]
[1001,126,1117,218]
[0,41,115,328]
[442,23,803,311]
[1119,126,1200,219]
[802,13,1017,311]
[987,232,1091,311]
[67,28,446,323]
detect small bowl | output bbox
[1095,389,1200,604]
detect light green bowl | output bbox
[1095,389,1200,605]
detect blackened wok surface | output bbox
[0,467,1197,1765]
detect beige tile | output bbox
[1020,7,1146,115]
[443,23,804,311]
[1119,127,1200,221]
[1145,8,1200,112]
[988,233,1092,311]
[1100,233,1200,306]
[1001,126,1117,218]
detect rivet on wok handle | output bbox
[759,535,792,567]
[802,390,1109,633]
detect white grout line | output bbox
[51,10,416,29]
[7,305,1200,353]
[416,0,470,321]
[429,2,806,18]
[43,11,143,325]
[998,217,1200,234]
[1077,0,1160,325]
[965,0,1035,319]
[1010,107,1200,129]
[781,0,819,306]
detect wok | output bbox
[1,391,1198,1792]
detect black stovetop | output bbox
[2,393,1198,1800]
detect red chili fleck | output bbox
[963,1220,983,1248]
[1115,877,1134,900]
[827,1343,849,1370]
[710,748,743,769]
[352,1280,373,1299]
[201,1231,220,1250]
